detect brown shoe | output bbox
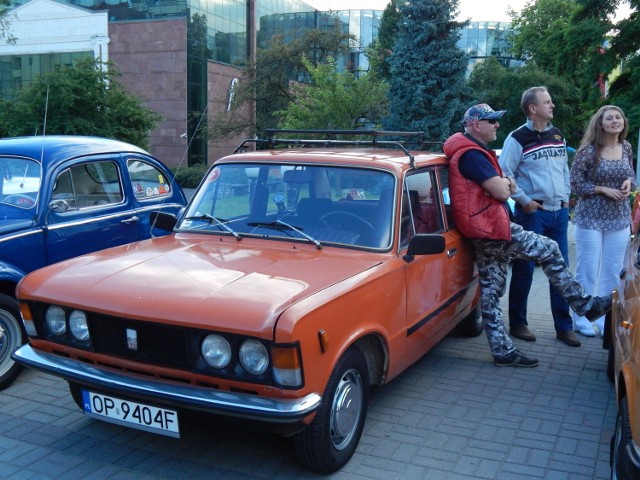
[510,325,536,342]
[556,330,581,347]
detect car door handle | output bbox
[447,248,457,258]
[121,216,139,224]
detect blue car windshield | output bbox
[0,157,41,209]
[179,163,396,250]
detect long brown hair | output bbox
[578,105,629,169]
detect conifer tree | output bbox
[384,0,469,142]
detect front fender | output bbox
[0,260,26,289]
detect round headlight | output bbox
[201,334,231,369]
[69,310,89,341]
[45,306,67,336]
[239,339,269,375]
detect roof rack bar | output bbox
[234,129,436,168]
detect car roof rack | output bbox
[233,129,444,169]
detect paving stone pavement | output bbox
[0,233,616,479]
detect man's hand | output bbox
[523,200,542,214]
[481,176,514,202]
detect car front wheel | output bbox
[293,347,369,473]
[0,293,24,390]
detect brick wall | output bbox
[109,18,249,167]
[109,19,188,168]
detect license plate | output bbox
[81,390,180,438]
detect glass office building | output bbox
[456,21,523,73]
[258,9,382,74]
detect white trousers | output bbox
[573,225,629,332]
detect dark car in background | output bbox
[0,136,186,390]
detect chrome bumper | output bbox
[12,345,321,423]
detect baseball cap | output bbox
[463,104,506,126]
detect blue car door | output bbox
[125,156,186,237]
[43,156,142,264]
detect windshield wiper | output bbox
[247,220,322,249]
[184,214,241,240]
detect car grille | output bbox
[88,313,192,370]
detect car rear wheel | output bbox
[293,347,369,473]
[0,294,24,390]
[454,305,484,337]
[611,396,634,480]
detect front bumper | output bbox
[12,345,321,423]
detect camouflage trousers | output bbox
[471,222,592,357]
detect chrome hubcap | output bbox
[330,368,363,450]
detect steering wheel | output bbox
[319,211,377,239]
[3,193,35,208]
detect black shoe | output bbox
[493,350,539,368]
[584,294,612,321]
[510,325,536,342]
[556,330,581,347]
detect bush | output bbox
[173,164,208,189]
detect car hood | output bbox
[20,234,383,337]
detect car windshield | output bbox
[0,157,41,209]
[179,163,396,249]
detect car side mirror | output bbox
[48,199,70,213]
[403,234,446,262]
[150,211,177,231]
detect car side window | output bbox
[438,167,455,228]
[128,159,172,200]
[52,161,124,210]
[400,169,443,248]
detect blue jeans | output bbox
[508,206,573,333]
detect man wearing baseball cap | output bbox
[443,103,611,367]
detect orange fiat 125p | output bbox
[13,131,481,473]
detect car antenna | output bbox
[38,84,50,174]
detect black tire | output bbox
[611,396,633,480]
[454,305,484,337]
[0,293,24,390]
[68,382,84,410]
[293,347,369,474]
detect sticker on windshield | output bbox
[207,168,221,183]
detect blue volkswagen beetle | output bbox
[0,136,187,389]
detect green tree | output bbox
[0,58,160,149]
[384,0,469,142]
[607,0,640,147]
[277,56,388,130]
[209,24,354,140]
[509,0,580,75]
[468,58,583,147]
[366,0,400,81]
[508,0,616,107]
[0,0,15,44]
